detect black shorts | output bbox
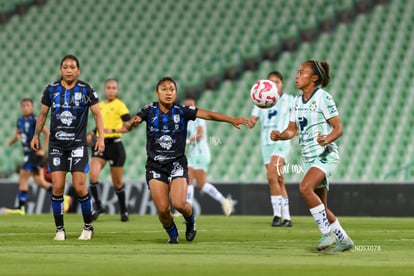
[48,146,89,173]
[91,138,126,167]
[146,155,188,184]
[22,152,43,173]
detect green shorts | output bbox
[303,147,339,190]
[261,141,291,165]
[187,154,211,172]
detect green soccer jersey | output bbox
[187,118,211,158]
[290,88,339,161]
[251,93,295,146]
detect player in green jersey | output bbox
[250,71,294,227]
[270,60,354,252]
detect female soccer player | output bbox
[270,60,354,252]
[31,54,105,241]
[124,77,251,243]
[250,71,294,227]
[183,96,233,216]
[8,98,52,214]
[87,79,131,222]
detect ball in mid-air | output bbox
[250,79,279,108]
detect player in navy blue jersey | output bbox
[123,77,251,243]
[31,55,105,241]
[8,98,51,214]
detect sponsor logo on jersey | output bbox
[71,147,84,157]
[55,131,76,140]
[57,111,76,126]
[157,135,174,150]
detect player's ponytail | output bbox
[319,61,330,88]
[307,60,331,88]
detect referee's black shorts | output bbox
[92,138,126,167]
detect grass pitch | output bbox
[0,214,413,276]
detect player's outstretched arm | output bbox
[31,104,49,151]
[123,115,142,131]
[196,108,252,129]
[270,121,297,141]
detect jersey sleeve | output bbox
[183,105,198,121]
[136,103,151,121]
[251,105,260,117]
[320,92,339,120]
[118,101,131,121]
[87,85,99,106]
[41,86,52,107]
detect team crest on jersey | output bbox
[309,100,318,112]
[74,92,82,100]
[173,114,180,123]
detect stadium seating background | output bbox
[0,0,413,182]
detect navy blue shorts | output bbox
[48,146,89,173]
[145,155,188,185]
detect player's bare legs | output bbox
[149,179,178,243]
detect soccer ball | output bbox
[250,80,279,108]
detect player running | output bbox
[87,79,131,222]
[249,71,294,227]
[183,96,233,216]
[270,60,354,252]
[31,54,105,241]
[124,77,251,243]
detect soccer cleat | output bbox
[91,206,105,221]
[222,197,234,216]
[185,221,197,241]
[282,219,293,227]
[6,207,26,215]
[330,237,355,253]
[271,216,282,227]
[167,236,179,244]
[54,229,66,241]
[317,232,337,251]
[63,195,72,213]
[78,227,94,240]
[120,211,129,222]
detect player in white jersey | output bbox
[270,60,354,252]
[184,97,233,216]
[250,71,294,227]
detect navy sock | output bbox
[51,195,64,230]
[115,185,127,213]
[18,191,28,209]
[184,211,195,225]
[79,194,93,226]
[89,182,102,209]
[164,223,178,238]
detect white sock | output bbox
[186,185,194,205]
[281,196,291,220]
[201,183,225,204]
[331,219,349,241]
[270,195,282,217]
[309,204,331,234]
